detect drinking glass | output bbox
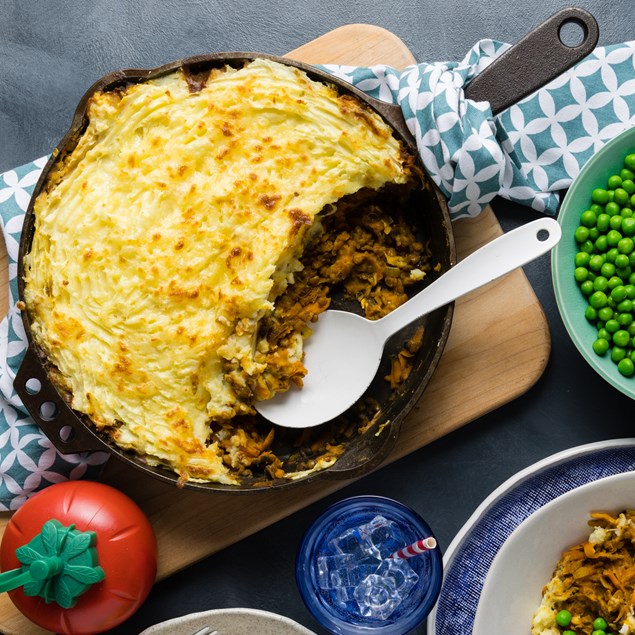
[296,495,442,634]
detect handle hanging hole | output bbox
[558,18,587,48]
[24,378,42,395]
[537,228,550,242]
[59,425,75,443]
[39,401,58,421]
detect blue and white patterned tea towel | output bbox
[0,39,634,510]
[322,38,635,218]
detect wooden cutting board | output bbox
[0,24,551,634]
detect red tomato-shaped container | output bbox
[0,480,157,635]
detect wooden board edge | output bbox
[285,23,416,67]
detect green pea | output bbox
[630,272,635,285]
[591,631,606,635]
[590,203,605,214]
[615,187,630,206]
[585,306,598,321]
[563,631,576,635]
[625,153,635,171]
[618,298,633,312]
[593,617,608,630]
[593,188,610,204]
[593,338,609,355]
[595,235,609,252]
[615,253,630,269]
[594,276,609,292]
[622,207,634,218]
[598,306,613,321]
[581,239,594,254]
[608,174,623,190]
[618,357,635,376]
[613,329,630,347]
[608,276,623,289]
[574,267,588,282]
[589,254,605,271]
[610,214,623,230]
[598,327,611,340]
[611,286,628,302]
[619,237,635,254]
[575,225,590,242]
[629,323,635,336]
[607,230,623,246]
[597,213,611,232]
[575,251,591,267]
[623,179,635,194]
[612,346,627,362]
[589,227,600,241]
[617,266,632,279]
[630,251,635,265]
[581,209,598,227]
[556,610,572,627]
[606,318,620,333]
[618,312,633,326]
[590,291,609,308]
[601,262,616,277]
[608,190,616,202]
[622,168,635,181]
[624,217,635,236]
[606,201,621,216]
[625,284,635,299]
[580,280,594,295]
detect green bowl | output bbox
[552,124,635,399]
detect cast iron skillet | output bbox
[14,8,597,492]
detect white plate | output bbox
[426,438,635,634]
[140,607,317,635]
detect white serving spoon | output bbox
[256,217,561,428]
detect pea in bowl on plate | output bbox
[552,124,635,399]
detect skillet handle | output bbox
[363,8,599,133]
[14,347,109,454]
[465,7,599,116]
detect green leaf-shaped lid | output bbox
[0,519,105,609]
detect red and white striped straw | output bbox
[389,537,437,560]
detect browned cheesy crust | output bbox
[22,58,425,485]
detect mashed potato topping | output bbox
[22,58,417,484]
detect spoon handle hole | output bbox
[536,228,551,242]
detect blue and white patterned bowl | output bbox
[426,439,635,634]
[552,124,635,400]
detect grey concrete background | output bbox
[0,1,633,633]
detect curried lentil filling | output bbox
[532,510,635,634]
[209,184,432,483]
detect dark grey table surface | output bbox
[1,1,633,633]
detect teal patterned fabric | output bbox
[320,39,635,219]
[0,39,634,509]
[0,160,109,511]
